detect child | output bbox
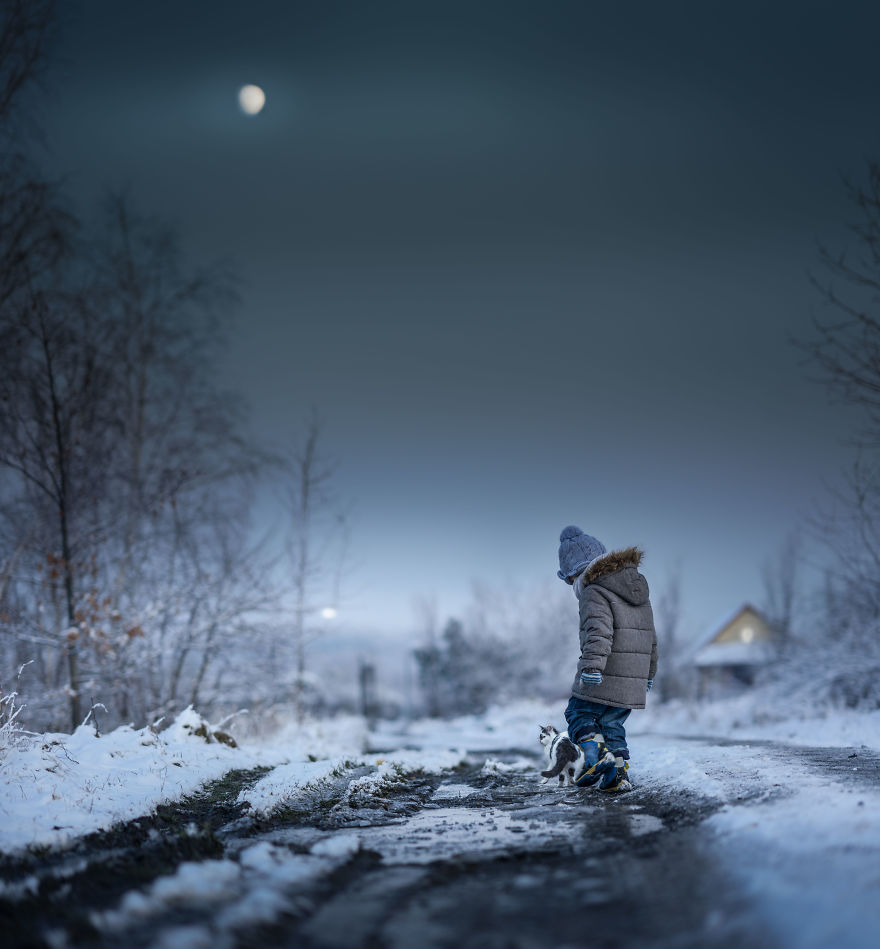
[556,525,658,791]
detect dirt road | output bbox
[2,738,877,949]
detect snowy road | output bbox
[2,733,880,949]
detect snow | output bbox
[0,709,286,852]
[431,782,480,800]
[633,692,880,750]
[707,750,880,948]
[628,730,880,949]
[0,705,470,855]
[310,834,362,858]
[480,756,534,774]
[251,713,370,759]
[235,757,349,816]
[91,843,350,939]
[373,693,880,761]
[371,698,561,753]
[316,806,573,866]
[239,748,467,817]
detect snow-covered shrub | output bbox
[825,666,880,710]
[0,687,25,757]
[160,706,238,747]
[0,663,34,758]
[412,581,574,718]
[414,618,506,717]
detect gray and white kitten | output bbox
[538,724,585,787]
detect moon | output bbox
[238,84,265,115]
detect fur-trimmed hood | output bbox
[574,547,648,606]
[584,546,643,583]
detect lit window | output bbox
[741,626,754,643]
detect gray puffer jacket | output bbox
[571,547,658,710]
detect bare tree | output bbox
[412,595,441,717]
[653,563,687,701]
[0,0,77,725]
[85,196,271,727]
[761,532,801,647]
[0,160,69,310]
[805,161,880,432]
[0,192,276,731]
[0,0,67,308]
[0,0,55,125]
[283,413,350,721]
[0,285,117,727]
[801,161,880,618]
[795,160,880,704]
[810,454,880,628]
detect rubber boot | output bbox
[598,755,632,792]
[574,733,616,788]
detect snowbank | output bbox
[632,691,880,751]
[707,769,880,949]
[0,708,289,853]
[240,747,467,816]
[0,705,468,854]
[0,705,379,854]
[372,691,880,758]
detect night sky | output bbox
[34,1,880,640]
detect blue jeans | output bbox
[565,696,631,759]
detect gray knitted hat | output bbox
[557,525,607,582]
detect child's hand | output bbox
[647,678,653,691]
[579,670,603,686]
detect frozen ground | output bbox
[1,697,879,948]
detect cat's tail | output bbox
[541,761,565,778]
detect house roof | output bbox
[686,602,775,669]
[692,639,775,668]
[689,603,768,653]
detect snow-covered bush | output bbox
[0,687,25,757]
[0,662,34,758]
[414,618,506,717]
[825,665,880,710]
[412,581,574,718]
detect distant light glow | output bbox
[321,607,337,620]
[741,626,754,643]
[238,84,266,115]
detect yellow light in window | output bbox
[741,626,754,643]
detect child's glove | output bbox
[579,670,603,686]
[647,679,653,691]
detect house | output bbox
[692,604,776,699]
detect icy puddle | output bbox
[629,813,665,837]
[430,782,481,801]
[321,805,573,865]
[72,764,674,949]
